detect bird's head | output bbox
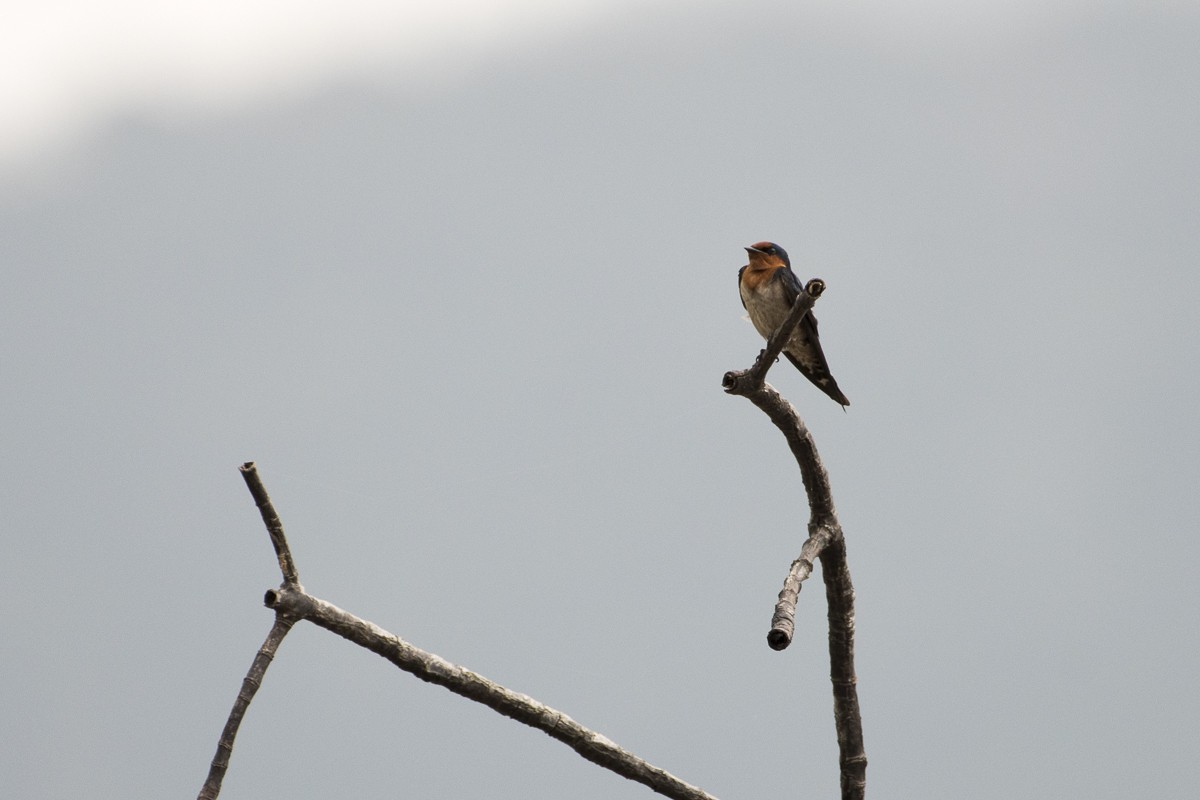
[745,241,791,270]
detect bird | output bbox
[738,241,850,406]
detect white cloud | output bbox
[0,0,635,164]
[1,0,1105,167]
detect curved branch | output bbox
[240,462,299,587]
[197,617,296,800]
[722,279,867,799]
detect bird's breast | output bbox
[740,273,791,340]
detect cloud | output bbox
[0,0,639,164]
[0,0,1104,167]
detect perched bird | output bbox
[738,241,850,406]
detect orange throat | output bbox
[741,264,782,292]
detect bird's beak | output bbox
[745,246,763,255]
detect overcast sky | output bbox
[3,2,1198,798]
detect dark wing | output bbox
[778,267,850,406]
[782,345,849,406]
[778,266,826,351]
[737,265,747,309]
[777,265,803,308]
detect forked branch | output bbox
[722,280,867,799]
[198,463,303,800]
[198,463,719,800]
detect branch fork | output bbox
[198,464,719,800]
[199,278,867,800]
[722,279,867,799]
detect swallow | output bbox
[738,241,850,406]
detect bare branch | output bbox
[734,381,837,522]
[201,465,720,800]
[239,461,299,586]
[197,617,296,800]
[821,536,867,798]
[767,524,835,651]
[723,283,839,622]
[263,586,720,800]
[722,280,867,799]
[199,462,304,800]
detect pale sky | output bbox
[3,2,1198,798]
[3,0,637,162]
[4,0,1098,166]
